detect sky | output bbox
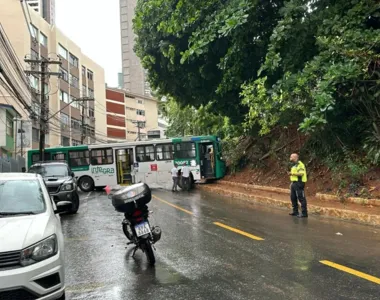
[55,0,121,87]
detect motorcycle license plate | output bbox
[135,222,151,237]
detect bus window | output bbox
[90,148,113,165]
[32,152,51,164]
[156,144,173,161]
[136,145,155,162]
[69,150,90,167]
[175,142,195,159]
[52,153,66,161]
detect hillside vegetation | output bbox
[134,0,380,197]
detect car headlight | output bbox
[20,235,58,266]
[61,183,73,191]
[190,160,196,167]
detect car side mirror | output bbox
[54,201,72,214]
[71,171,75,177]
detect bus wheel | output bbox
[79,176,94,192]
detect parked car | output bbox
[28,161,80,214]
[0,173,70,299]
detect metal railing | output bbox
[0,156,26,173]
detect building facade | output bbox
[106,88,158,142]
[25,0,55,25]
[119,0,151,97]
[0,0,107,150]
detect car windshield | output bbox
[0,180,45,215]
[29,164,69,177]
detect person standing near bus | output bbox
[181,163,191,191]
[171,163,179,192]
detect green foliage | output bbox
[134,0,285,123]
[135,0,380,176]
[161,98,242,139]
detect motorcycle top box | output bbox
[111,183,152,213]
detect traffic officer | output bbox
[288,153,308,218]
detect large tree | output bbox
[134,0,285,124]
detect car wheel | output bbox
[68,193,80,214]
[78,176,94,192]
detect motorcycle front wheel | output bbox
[143,240,155,266]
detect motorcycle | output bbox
[109,183,161,265]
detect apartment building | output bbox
[106,88,158,142]
[0,0,107,149]
[25,0,55,25]
[119,0,151,97]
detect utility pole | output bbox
[81,101,86,144]
[20,120,24,157]
[80,99,95,144]
[25,58,61,161]
[132,121,145,141]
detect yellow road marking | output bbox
[152,195,193,215]
[320,260,380,285]
[213,222,264,241]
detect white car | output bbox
[0,173,71,299]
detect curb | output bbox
[220,180,380,207]
[198,185,380,227]
[219,180,289,194]
[316,193,380,207]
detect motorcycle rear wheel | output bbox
[143,240,155,266]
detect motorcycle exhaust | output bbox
[151,226,162,244]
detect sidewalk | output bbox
[197,180,380,226]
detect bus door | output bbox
[200,142,215,179]
[115,148,135,185]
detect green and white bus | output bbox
[27,135,226,192]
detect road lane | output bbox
[61,189,380,299]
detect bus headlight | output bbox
[190,160,196,167]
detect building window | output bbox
[6,117,13,137]
[174,142,196,159]
[31,49,39,60]
[29,75,39,90]
[69,149,89,166]
[32,102,40,116]
[156,144,173,161]
[71,118,81,131]
[32,128,39,142]
[88,88,94,98]
[39,32,48,47]
[87,70,93,81]
[82,66,86,77]
[60,113,69,129]
[89,108,94,118]
[70,96,80,109]
[90,148,113,165]
[137,100,143,104]
[69,53,79,68]
[69,74,79,88]
[136,109,145,116]
[136,145,155,162]
[60,68,68,82]
[58,44,68,59]
[30,24,38,39]
[61,136,70,146]
[82,85,87,97]
[72,140,81,147]
[59,90,69,103]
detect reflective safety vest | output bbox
[290,161,307,183]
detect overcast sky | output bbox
[55,0,121,87]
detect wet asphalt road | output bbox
[61,188,380,300]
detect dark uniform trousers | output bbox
[290,182,307,215]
